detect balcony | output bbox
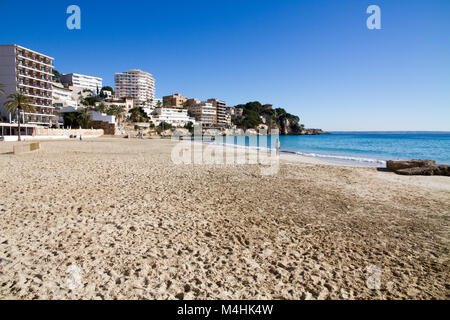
[18,71,52,83]
[17,62,53,76]
[17,50,53,67]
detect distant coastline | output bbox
[329,131,450,134]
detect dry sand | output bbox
[0,138,448,300]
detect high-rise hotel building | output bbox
[207,98,229,127]
[0,44,55,126]
[114,69,155,107]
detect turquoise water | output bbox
[213,132,450,167]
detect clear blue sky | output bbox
[1,0,449,131]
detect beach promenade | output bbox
[0,138,448,299]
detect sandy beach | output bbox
[0,138,448,300]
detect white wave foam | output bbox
[201,140,386,166]
[291,150,386,165]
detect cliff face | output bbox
[265,117,327,135]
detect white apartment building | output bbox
[115,69,155,107]
[0,44,56,127]
[188,102,216,127]
[96,97,134,113]
[152,107,196,127]
[60,73,103,94]
[53,83,78,126]
[53,83,77,108]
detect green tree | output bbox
[157,122,172,134]
[52,69,62,83]
[106,105,124,124]
[129,107,149,123]
[4,93,34,141]
[0,83,5,96]
[156,100,162,108]
[232,102,304,133]
[77,108,92,129]
[241,109,262,129]
[95,102,107,113]
[184,121,194,133]
[106,104,122,116]
[63,112,78,128]
[83,96,101,106]
[100,86,115,98]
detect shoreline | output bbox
[211,131,450,166]
[205,139,387,168]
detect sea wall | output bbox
[91,121,116,135]
[35,128,104,138]
[2,128,104,142]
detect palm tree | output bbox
[95,102,107,113]
[63,112,78,128]
[163,99,172,108]
[0,83,5,97]
[77,107,92,129]
[5,93,34,141]
[106,105,124,124]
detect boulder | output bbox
[245,129,258,136]
[386,159,436,171]
[204,129,221,136]
[395,165,450,176]
[172,128,191,137]
[234,129,245,136]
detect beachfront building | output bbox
[226,106,235,117]
[52,82,79,127]
[0,123,38,141]
[102,90,113,98]
[53,83,78,109]
[152,107,196,127]
[207,98,230,127]
[115,69,155,107]
[0,44,56,127]
[185,98,200,108]
[60,73,103,94]
[100,97,134,113]
[188,102,216,127]
[162,93,187,109]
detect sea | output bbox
[212,132,450,167]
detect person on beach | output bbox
[276,138,280,155]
